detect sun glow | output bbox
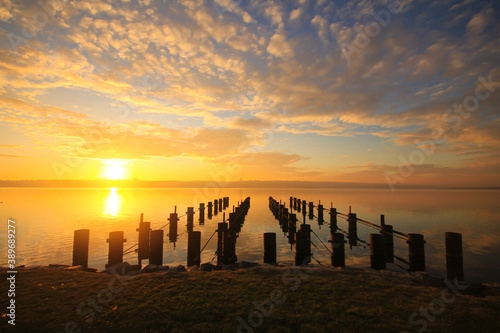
[103,187,121,216]
[100,159,131,180]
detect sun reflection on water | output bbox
[103,187,121,217]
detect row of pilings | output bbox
[266,196,464,281]
[72,196,253,270]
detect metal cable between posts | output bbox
[192,229,218,265]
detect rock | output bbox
[200,263,215,272]
[65,266,98,273]
[176,265,186,272]
[140,264,162,274]
[102,262,133,275]
[49,264,70,269]
[238,261,259,269]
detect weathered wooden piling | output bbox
[370,234,386,270]
[187,231,201,267]
[214,199,219,215]
[302,200,306,218]
[207,201,213,219]
[199,203,205,224]
[445,232,464,281]
[348,213,358,246]
[293,197,297,210]
[282,208,289,233]
[106,231,126,268]
[330,208,337,232]
[330,233,345,267]
[137,221,151,260]
[219,198,223,210]
[288,213,297,245]
[295,224,311,266]
[224,230,237,265]
[168,213,178,244]
[317,203,324,225]
[407,233,426,272]
[72,229,90,268]
[308,202,314,219]
[297,199,301,212]
[381,224,394,263]
[263,233,277,264]
[186,207,194,232]
[217,222,228,265]
[149,230,164,266]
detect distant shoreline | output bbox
[0,179,499,190]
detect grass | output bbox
[1,266,499,332]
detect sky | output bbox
[0,0,499,188]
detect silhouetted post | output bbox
[168,213,178,244]
[407,233,426,272]
[330,233,345,267]
[137,222,150,262]
[199,203,205,224]
[207,202,213,219]
[140,213,144,223]
[106,231,126,268]
[348,213,358,246]
[381,224,394,263]
[380,214,385,227]
[187,231,201,267]
[186,207,194,232]
[217,222,228,266]
[288,213,297,245]
[289,197,293,211]
[370,234,386,270]
[224,229,237,265]
[308,202,314,219]
[297,199,301,212]
[263,233,277,264]
[72,229,90,268]
[295,224,311,266]
[317,202,324,225]
[282,208,289,233]
[149,230,164,266]
[302,200,307,220]
[214,199,219,215]
[219,198,223,210]
[330,208,337,232]
[445,232,464,281]
[293,198,297,210]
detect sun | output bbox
[100,159,131,180]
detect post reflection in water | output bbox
[103,187,122,217]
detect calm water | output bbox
[0,187,499,283]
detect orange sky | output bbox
[1,0,499,188]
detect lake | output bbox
[1,187,499,283]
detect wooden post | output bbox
[106,231,126,268]
[137,222,150,260]
[219,198,223,211]
[348,213,358,246]
[282,208,289,233]
[289,197,293,211]
[288,213,297,245]
[224,229,237,265]
[214,199,218,215]
[186,207,194,232]
[381,224,394,263]
[199,203,205,224]
[295,224,311,266]
[263,233,277,264]
[370,234,386,270]
[308,202,314,220]
[330,208,337,232]
[380,214,385,227]
[207,201,213,219]
[72,229,90,268]
[330,233,345,267]
[302,200,307,219]
[407,233,426,272]
[168,213,178,244]
[149,230,164,266]
[317,203,324,225]
[297,199,301,212]
[187,231,201,267]
[445,232,464,281]
[217,222,227,265]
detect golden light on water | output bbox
[103,187,121,217]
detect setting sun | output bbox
[100,160,131,180]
